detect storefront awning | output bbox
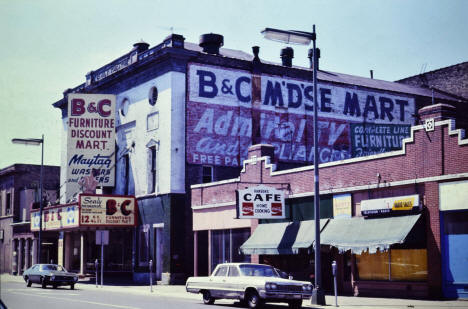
[321,214,421,254]
[240,219,329,255]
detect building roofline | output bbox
[396,61,468,82]
[52,36,462,110]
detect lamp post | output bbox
[12,135,44,264]
[261,26,325,305]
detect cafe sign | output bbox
[79,194,137,226]
[237,185,285,219]
[361,194,420,216]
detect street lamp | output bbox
[12,135,44,264]
[261,26,325,305]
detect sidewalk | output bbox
[1,274,466,308]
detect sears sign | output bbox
[237,185,285,219]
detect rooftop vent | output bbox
[163,33,185,48]
[281,47,294,67]
[308,48,320,70]
[133,40,150,53]
[199,33,224,55]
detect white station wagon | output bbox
[186,263,313,308]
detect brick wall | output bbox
[397,62,468,100]
[192,115,468,297]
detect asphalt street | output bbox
[1,276,467,309]
[1,280,291,309]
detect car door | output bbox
[210,265,228,298]
[226,266,243,299]
[29,265,40,283]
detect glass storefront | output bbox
[211,228,250,271]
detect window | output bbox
[214,266,228,277]
[148,86,158,106]
[228,266,240,277]
[211,228,250,271]
[120,98,130,117]
[356,248,428,281]
[6,193,11,215]
[148,146,157,193]
[202,165,213,183]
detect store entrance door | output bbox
[442,211,468,299]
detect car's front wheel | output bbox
[246,290,263,308]
[202,290,215,305]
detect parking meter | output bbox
[332,261,338,307]
[149,259,153,292]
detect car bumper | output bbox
[47,278,78,285]
[261,291,312,300]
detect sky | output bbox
[1,0,467,168]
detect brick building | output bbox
[0,164,60,274]
[397,61,468,129]
[191,103,468,299]
[51,32,464,284]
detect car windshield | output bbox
[239,265,280,277]
[40,264,65,271]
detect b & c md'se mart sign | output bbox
[237,185,285,219]
[79,194,137,227]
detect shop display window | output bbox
[211,228,250,271]
[356,248,427,281]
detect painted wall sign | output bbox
[187,63,415,167]
[237,185,285,219]
[79,194,137,226]
[30,204,79,231]
[66,93,116,201]
[333,194,352,219]
[361,194,420,216]
[350,123,411,157]
[439,180,468,211]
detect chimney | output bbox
[370,70,374,79]
[163,33,185,48]
[281,47,294,67]
[248,144,276,161]
[199,33,224,55]
[418,103,456,123]
[308,48,320,70]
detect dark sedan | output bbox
[23,264,79,289]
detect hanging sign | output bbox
[237,185,285,219]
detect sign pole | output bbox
[95,259,98,288]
